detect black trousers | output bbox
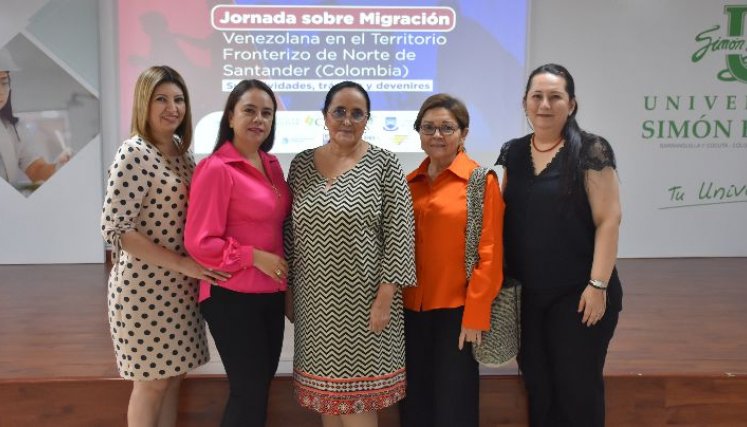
[399,307,479,427]
[519,285,619,427]
[200,287,285,427]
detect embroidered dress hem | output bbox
[293,368,406,415]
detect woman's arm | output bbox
[378,152,416,288]
[283,157,299,322]
[587,166,622,282]
[121,230,227,282]
[459,172,505,348]
[578,166,622,326]
[462,172,504,331]
[370,152,416,333]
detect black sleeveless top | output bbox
[496,133,622,311]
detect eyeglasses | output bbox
[419,123,460,136]
[328,107,369,123]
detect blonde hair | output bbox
[130,65,192,154]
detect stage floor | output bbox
[1,258,746,380]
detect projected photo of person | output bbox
[0,48,70,193]
[0,34,100,196]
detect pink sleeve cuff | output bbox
[239,245,254,270]
[221,237,254,270]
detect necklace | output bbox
[247,151,281,198]
[531,134,564,153]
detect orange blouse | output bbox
[404,152,504,330]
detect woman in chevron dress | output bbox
[285,80,416,427]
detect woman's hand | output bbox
[285,287,294,323]
[177,256,231,282]
[369,283,396,333]
[55,148,72,168]
[458,327,482,350]
[253,249,288,283]
[578,285,607,327]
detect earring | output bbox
[523,109,534,131]
[324,125,328,130]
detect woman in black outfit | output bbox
[496,63,623,427]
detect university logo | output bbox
[692,5,747,83]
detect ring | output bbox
[275,269,282,277]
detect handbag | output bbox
[465,167,521,368]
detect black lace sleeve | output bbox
[495,140,512,166]
[580,134,616,171]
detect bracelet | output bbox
[588,279,608,290]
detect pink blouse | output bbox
[185,142,291,302]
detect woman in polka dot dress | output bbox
[101,66,229,427]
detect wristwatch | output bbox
[588,279,608,290]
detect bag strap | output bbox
[465,167,494,281]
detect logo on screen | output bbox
[304,115,324,127]
[692,5,747,83]
[383,116,399,131]
[392,135,408,145]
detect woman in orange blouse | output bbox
[400,93,504,427]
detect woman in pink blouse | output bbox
[185,79,291,427]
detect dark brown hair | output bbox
[413,93,470,132]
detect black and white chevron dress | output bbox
[286,145,416,415]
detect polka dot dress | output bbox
[101,136,209,380]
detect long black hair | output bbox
[524,63,585,207]
[0,72,19,137]
[214,79,278,153]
